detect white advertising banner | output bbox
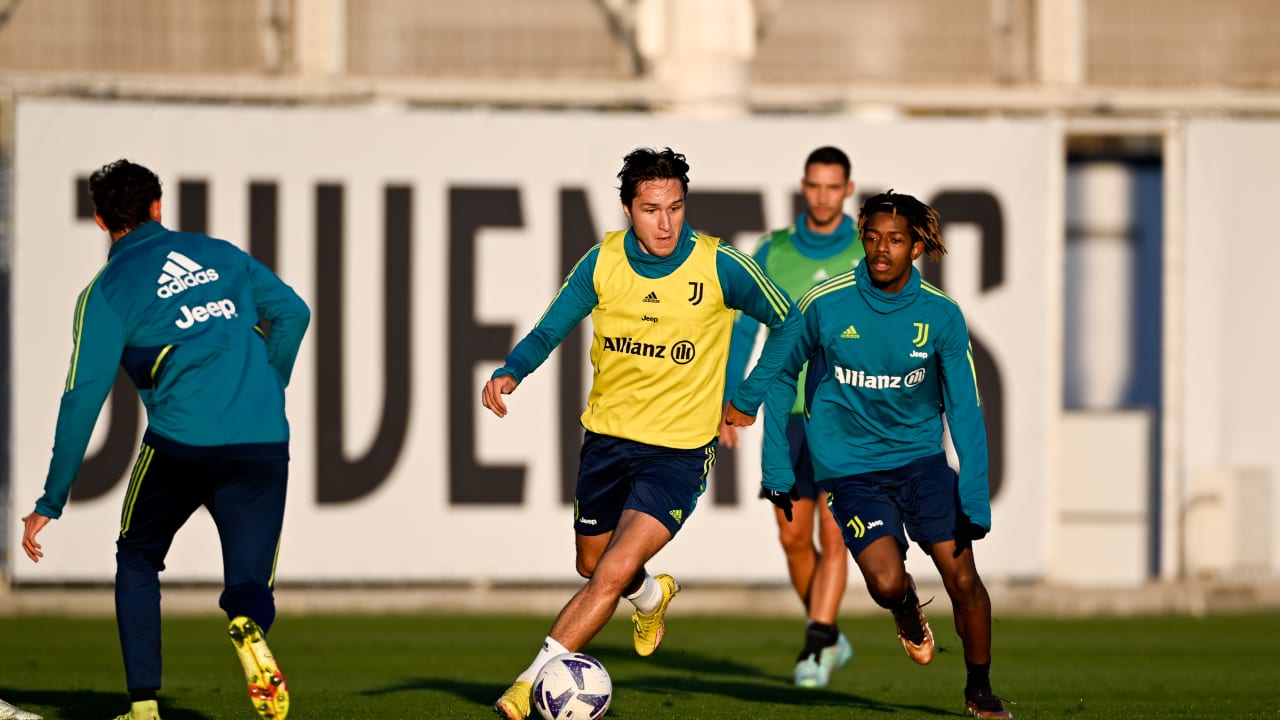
[1183,119,1280,575]
[9,98,1054,583]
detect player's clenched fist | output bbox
[721,401,756,428]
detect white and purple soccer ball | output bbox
[533,652,613,720]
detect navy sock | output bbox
[798,621,839,660]
[130,687,158,702]
[965,659,992,694]
[891,585,925,644]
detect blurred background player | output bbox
[20,159,310,720]
[762,191,1012,718]
[482,147,799,719]
[0,699,39,720]
[721,145,861,687]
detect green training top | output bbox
[723,213,862,415]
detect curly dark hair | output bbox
[88,159,162,234]
[617,147,689,207]
[857,190,947,260]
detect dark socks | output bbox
[130,687,158,702]
[890,585,925,644]
[965,659,992,694]
[797,621,839,660]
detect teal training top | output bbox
[37,221,311,518]
[761,259,992,530]
[723,213,862,415]
[494,221,799,425]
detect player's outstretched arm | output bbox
[20,512,51,563]
[481,374,519,418]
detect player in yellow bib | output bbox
[483,147,800,719]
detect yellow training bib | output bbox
[582,231,734,448]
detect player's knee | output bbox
[946,567,985,602]
[865,566,916,604]
[574,540,606,578]
[777,523,814,554]
[574,546,605,578]
[865,574,909,608]
[587,563,638,595]
[869,588,898,609]
[778,533,811,556]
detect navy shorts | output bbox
[757,415,819,502]
[574,431,712,537]
[821,452,961,558]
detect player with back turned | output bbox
[21,159,310,720]
[762,191,1013,718]
[482,147,800,719]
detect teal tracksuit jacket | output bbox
[761,259,992,530]
[36,221,310,518]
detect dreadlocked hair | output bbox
[857,190,947,261]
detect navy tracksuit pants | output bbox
[115,431,288,691]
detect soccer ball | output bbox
[532,652,613,720]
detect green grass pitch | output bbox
[0,611,1274,719]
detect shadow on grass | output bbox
[356,642,954,717]
[358,676,497,706]
[0,689,214,720]
[613,674,954,717]
[359,673,954,718]
[589,643,767,680]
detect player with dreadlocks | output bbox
[760,191,1012,718]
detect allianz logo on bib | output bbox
[601,336,697,365]
[602,336,666,359]
[175,299,237,329]
[156,251,219,298]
